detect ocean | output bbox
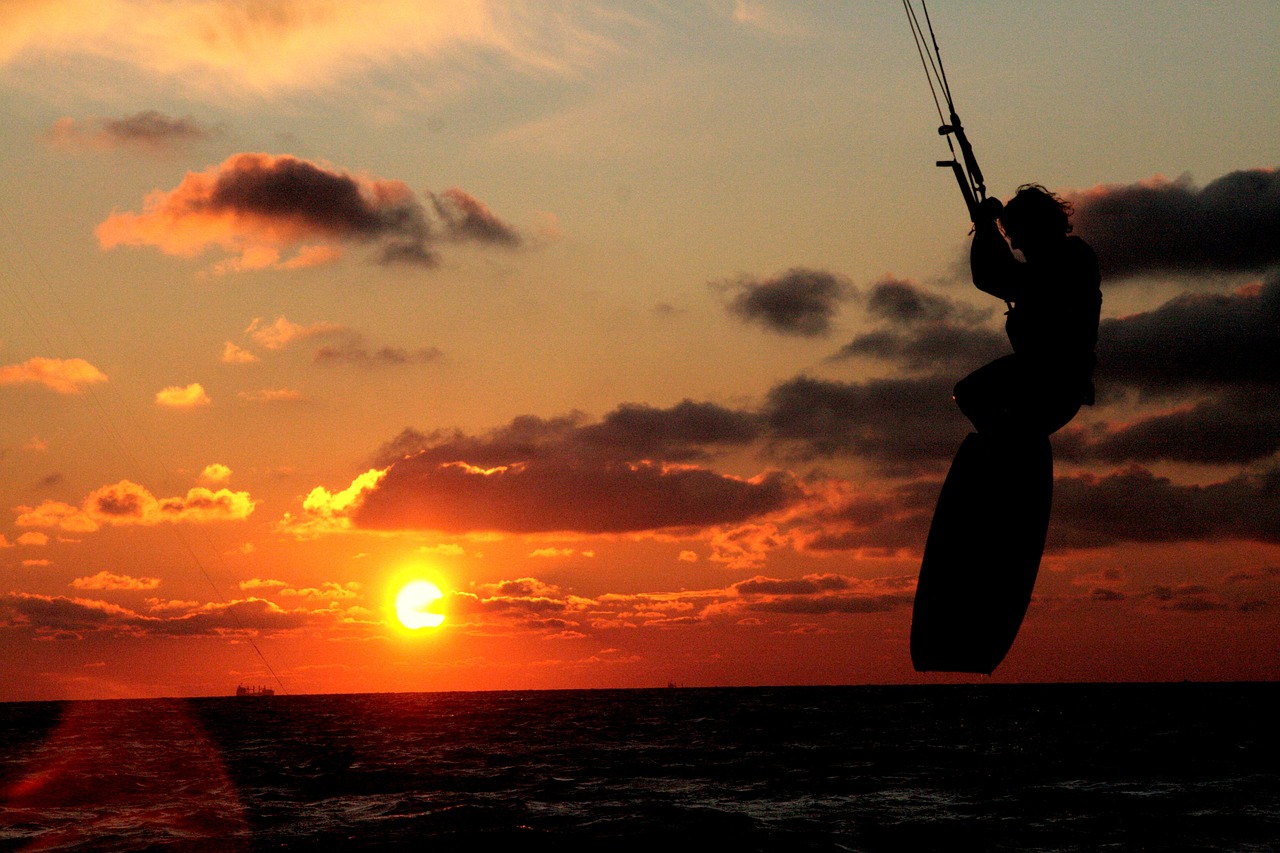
[0,683,1275,851]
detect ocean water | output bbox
[0,683,1276,851]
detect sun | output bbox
[395,580,445,630]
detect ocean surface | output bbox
[0,683,1276,851]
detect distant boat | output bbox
[235,684,275,697]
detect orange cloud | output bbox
[220,341,258,364]
[71,571,161,591]
[0,1,600,95]
[238,388,304,403]
[16,479,256,533]
[200,464,231,484]
[246,316,345,350]
[277,468,388,539]
[0,357,107,394]
[155,383,211,408]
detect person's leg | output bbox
[953,355,1021,435]
[954,355,1082,437]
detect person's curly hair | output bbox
[999,183,1074,235]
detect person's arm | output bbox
[969,216,1023,302]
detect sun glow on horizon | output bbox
[394,579,445,630]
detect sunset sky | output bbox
[1,1,1278,701]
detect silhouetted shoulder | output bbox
[1063,236,1100,275]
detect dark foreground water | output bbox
[0,683,1276,851]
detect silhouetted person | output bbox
[954,184,1101,437]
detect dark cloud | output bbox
[97,153,522,271]
[722,268,853,337]
[1070,169,1280,278]
[1061,388,1280,466]
[1047,466,1280,550]
[832,277,1005,371]
[1043,274,1280,465]
[763,375,966,472]
[429,188,522,246]
[0,594,312,638]
[864,277,988,326]
[1095,275,1279,396]
[798,481,939,554]
[47,111,217,153]
[205,154,432,263]
[313,343,443,366]
[351,400,799,535]
[374,400,760,469]
[730,573,914,615]
[355,458,799,534]
[576,400,762,462]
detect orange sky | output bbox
[1,2,1278,701]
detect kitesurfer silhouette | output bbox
[953,185,1101,437]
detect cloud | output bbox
[730,573,915,615]
[279,582,360,602]
[720,268,853,337]
[313,343,443,367]
[1095,276,1279,397]
[246,316,346,350]
[1040,274,1280,466]
[374,400,761,469]
[200,464,231,484]
[283,402,798,537]
[354,459,798,535]
[0,1,621,96]
[429,188,521,246]
[1061,388,1280,466]
[221,341,258,364]
[238,388,304,403]
[0,357,107,394]
[16,479,256,533]
[46,111,216,153]
[16,532,48,546]
[832,277,1005,372]
[240,578,287,591]
[96,153,523,272]
[575,400,762,462]
[1070,169,1280,278]
[155,383,211,408]
[0,592,316,638]
[763,374,966,472]
[1048,466,1280,550]
[71,572,161,591]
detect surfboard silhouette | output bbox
[911,432,1053,674]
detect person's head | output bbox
[998,183,1073,258]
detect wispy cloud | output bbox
[0,1,625,96]
[45,111,217,154]
[246,316,346,351]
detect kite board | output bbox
[911,432,1053,674]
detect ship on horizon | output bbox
[235,684,275,697]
